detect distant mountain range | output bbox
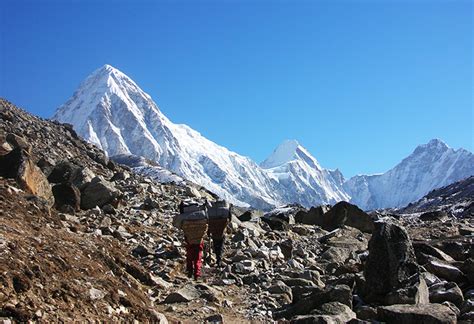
[53,65,474,210]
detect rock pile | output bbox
[1,98,473,323]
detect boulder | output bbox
[48,161,94,188]
[413,242,455,263]
[424,258,465,283]
[0,147,54,206]
[461,258,474,284]
[81,177,120,209]
[377,304,457,324]
[323,201,374,233]
[429,282,464,307]
[294,205,330,225]
[384,275,429,305]
[363,221,419,303]
[290,302,356,323]
[163,285,201,303]
[52,183,81,211]
[237,209,263,222]
[419,210,449,222]
[273,285,352,320]
[262,205,305,230]
[268,281,293,302]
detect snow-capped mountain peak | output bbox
[261,140,349,206]
[413,138,449,154]
[53,65,284,209]
[54,65,474,211]
[344,139,474,210]
[261,139,301,168]
[260,139,323,171]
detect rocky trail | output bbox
[1,98,474,323]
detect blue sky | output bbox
[1,0,472,178]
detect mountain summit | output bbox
[54,65,474,210]
[261,140,349,207]
[53,65,348,209]
[344,139,474,210]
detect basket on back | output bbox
[173,200,209,244]
[207,200,231,238]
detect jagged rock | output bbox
[0,147,54,206]
[385,275,429,305]
[262,205,305,230]
[81,177,120,209]
[163,285,201,303]
[142,197,159,210]
[363,221,419,303]
[419,210,449,222]
[273,285,352,320]
[232,260,255,274]
[52,183,81,211]
[413,242,455,264]
[460,299,474,319]
[429,281,464,306]
[377,304,457,324]
[355,306,377,321]
[424,257,464,283]
[268,281,293,302]
[48,161,94,188]
[205,314,224,323]
[282,277,315,288]
[195,283,223,303]
[294,205,330,225]
[290,302,356,323]
[89,287,106,300]
[238,209,263,222]
[132,244,153,257]
[111,171,130,181]
[461,258,474,284]
[322,201,375,233]
[433,241,469,261]
[5,133,29,149]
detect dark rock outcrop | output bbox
[363,221,420,303]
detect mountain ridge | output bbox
[53,64,474,210]
[53,65,347,209]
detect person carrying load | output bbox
[174,199,209,280]
[207,200,232,267]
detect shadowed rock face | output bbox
[0,146,54,206]
[363,221,420,302]
[294,201,375,233]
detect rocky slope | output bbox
[345,139,474,210]
[400,176,474,218]
[2,98,474,323]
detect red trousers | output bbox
[186,242,204,279]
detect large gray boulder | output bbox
[273,285,352,320]
[307,201,374,233]
[363,221,420,303]
[377,304,457,324]
[81,177,120,209]
[294,205,330,225]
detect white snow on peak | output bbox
[261,139,301,168]
[53,65,282,209]
[261,140,349,206]
[53,65,474,211]
[344,139,474,210]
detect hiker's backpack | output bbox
[208,200,231,220]
[173,200,208,229]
